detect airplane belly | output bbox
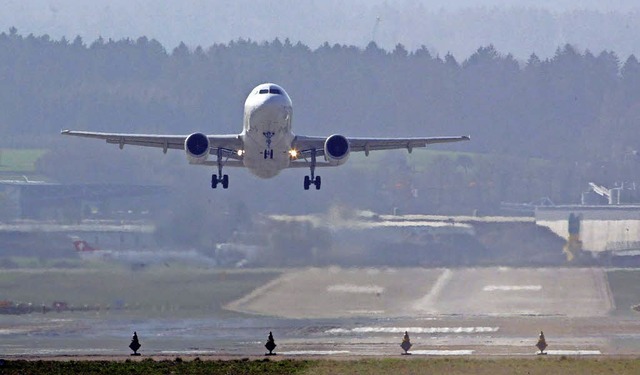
[241,94,294,179]
[243,132,290,179]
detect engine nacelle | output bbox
[324,134,350,166]
[184,132,210,163]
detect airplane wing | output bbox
[293,135,470,157]
[61,130,243,156]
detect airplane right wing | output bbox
[347,135,471,154]
[293,134,470,158]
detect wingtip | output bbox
[463,135,471,140]
[61,129,70,134]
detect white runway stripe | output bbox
[160,350,217,355]
[544,350,601,355]
[413,268,452,311]
[411,350,474,356]
[483,285,542,292]
[346,310,385,315]
[326,326,499,334]
[327,284,384,294]
[282,350,350,355]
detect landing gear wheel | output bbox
[304,148,320,191]
[222,174,229,189]
[211,174,218,189]
[270,149,274,159]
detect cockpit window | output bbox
[259,89,269,94]
[269,88,281,95]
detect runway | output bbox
[226,267,614,318]
[1,267,639,358]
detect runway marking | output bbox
[327,284,384,294]
[282,350,351,355]
[413,268,452,312]
[346,310,385,315]
[544,350,601,355]
[160,350,217,355]
[411,350,474,356]
[325,326,499,334]
[483,285,542,292]
[15,348,115,355]
[0,329,32,335]
[223,272,294,312]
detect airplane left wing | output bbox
[61,130,242,154]
[293,135,470,157]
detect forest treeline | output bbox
[5,2,640,60]
[2,28,640,216]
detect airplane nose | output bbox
[249,95,292,130]
[253,94,291,117]
[260,93,289,107]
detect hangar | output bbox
[0,179,167,221]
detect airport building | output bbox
[536,206,640,252]
[0,179,167,221]
[0,178,166,258]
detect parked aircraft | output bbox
[71,236,214,268]
[62,83,469,190]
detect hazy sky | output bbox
[2,1,639,59]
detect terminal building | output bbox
[534,182,640,265]
[0,179,167,221]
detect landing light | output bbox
[289,149,298,158]
[237,150,245,156]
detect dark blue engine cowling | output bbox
[324,134,350,165]
[185,132,210,163]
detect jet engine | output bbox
[184,132,210,163]
[324,134,350,165]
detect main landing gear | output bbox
[211,174,229,189]
[212,149,229,189]
[304,175,321,190]
[304,149,321,190]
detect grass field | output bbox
[344,148,554,183]
[0,267,280,316]
[0,149,47,173]
[2,357,640,375]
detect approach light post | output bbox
[129,331,141,356]
[400,331,412,355]
[536,331,548,355]
[265,331,277,355]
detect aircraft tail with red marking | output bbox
[71,236,98,252]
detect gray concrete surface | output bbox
[227,267,614,319]
[2,267,639,357]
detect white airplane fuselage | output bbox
[62,82,470,190]
[241,83,294,178]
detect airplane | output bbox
[62,83,470,190]
[71,236,215,268]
